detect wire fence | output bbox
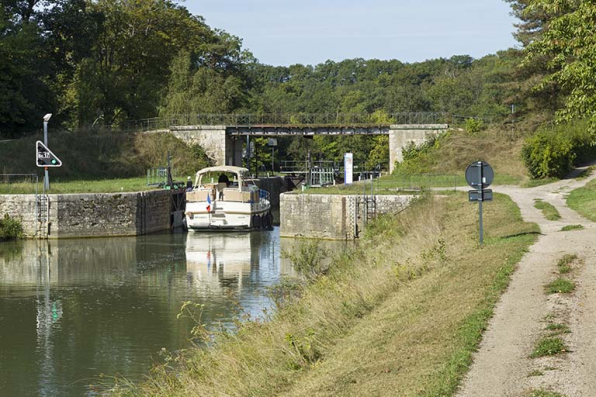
[124,112,452,131]
[0,174,39,195]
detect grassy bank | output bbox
[392,128,529,185]
[112,191,538,397]
[0,130,211,180]
[567,179,596,222]
[0,177,154,194]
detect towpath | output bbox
[457,168,596,397]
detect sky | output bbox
[183,0,520,66]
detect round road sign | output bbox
[465,161,494,189]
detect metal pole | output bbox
[479,200,484,245]
[478,161,483,245]
[271,146,274,173]
[43,121,49,191]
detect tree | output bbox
[0,3,55,136]
[523,0,596,125]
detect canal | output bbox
[0,228,334,396]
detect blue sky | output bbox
[183,0,519,66]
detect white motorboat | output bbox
[185,166,273,231]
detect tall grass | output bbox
[0,214,23,240]
[111,191,538,397]
[0,130,212,180]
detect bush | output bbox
[464,118,486,134]
[0,214,23,240]
[522,121,596,179]
[522,130,575,178]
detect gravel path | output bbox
[457,169,596,397]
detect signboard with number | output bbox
[36,141,62,167]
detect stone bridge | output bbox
[135,114,449,173]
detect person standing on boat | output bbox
[218,173,230,186]
[186,176,193,191]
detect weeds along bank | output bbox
[0,130,212,179]
[112,192,538,397]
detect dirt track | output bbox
[457,170,596,397]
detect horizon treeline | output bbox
[1,0,554,136]
[2,0,593,169]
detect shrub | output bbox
[522,130,575,179]
[464,118,486,134]
[0,214,23,240]
[522,121,596,179]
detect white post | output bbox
[43,114,52,191]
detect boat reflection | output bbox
[184,231,295,295]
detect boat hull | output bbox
[185,200,272,231]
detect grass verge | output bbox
[111,192,538,397]
[530,337,567,358]
[567,179,596,222]
[534,199,561,221]
[0,177,157,194]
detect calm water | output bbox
[0,228,306,396]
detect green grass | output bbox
[545,323,571,335]
[111,192,538,397]
[530,337,567,358]
[567,179,596,222]
[545,278,576,294]
[557,254,577,274]
[0,177,158,194]
[527,370,544,377]
[534,199,562,221]
[560,224,584,231]
[303,173,462,195]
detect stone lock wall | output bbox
[280,193,415,240]
[0,190,172,239]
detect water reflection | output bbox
[0,229,303,397]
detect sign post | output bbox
[36,141,62,192]
[465,161,494,245]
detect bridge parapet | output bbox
[142,119,449,171]
[130,112,449,131]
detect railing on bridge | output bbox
[128,112,450,131]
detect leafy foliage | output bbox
[522,121,596,179]
[0,214,23,240]
[522,129,574,178]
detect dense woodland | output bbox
[1,0,595,170]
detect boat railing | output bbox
[252,189,271,212]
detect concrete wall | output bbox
[169,125,228,165]
[0,190,172,239]
[280,193,414,240]
[389,124,449,173]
